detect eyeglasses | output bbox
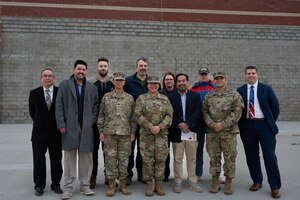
[42,74,54,78]
[200,73,208,76]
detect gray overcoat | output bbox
[55,77,99,152]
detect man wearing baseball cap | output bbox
[190,67,216,181]
[202,72,244,195]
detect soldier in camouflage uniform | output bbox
[202,72,244,195]
[97,72,136,197]
[134,76,173,197]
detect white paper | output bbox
[181,131,197,141]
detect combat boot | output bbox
[154,180,165,196]
[145,180,153,196]
[224,177,233,195]
[119,178,131,195]
[106,180,116,197]
[210,176,220,193]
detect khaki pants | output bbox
[172,141,198,184]
[63,150,93,192]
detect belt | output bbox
[247,118,264,121]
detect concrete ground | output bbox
[0,122,299,200]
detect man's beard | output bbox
[98,70,108,77]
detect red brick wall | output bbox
[1,0,300,25]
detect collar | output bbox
[178,90,187,95]
[43,85,54,93]
[96,74,111,82]
[134,72,148,82]
[247,81,258,89]
[112,90,125,98]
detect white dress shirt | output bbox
[43,85,54,102]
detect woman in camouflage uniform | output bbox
[134,76,173,197]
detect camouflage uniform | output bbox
[97,90,136,181]
[202,87,244,179]
[134,92,173,181]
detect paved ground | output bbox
[0,122,299,200]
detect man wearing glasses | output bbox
[29,68,63,196]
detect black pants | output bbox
[164,140,171,180]
[32,140,62,189]
[127,128,143,179]
[91,126,105,177]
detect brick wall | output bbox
[1,1,300,25]
[0,17,299,123]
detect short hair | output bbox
[245,65,258,74]
[175,73,189,82]
[41,68,54,77]
[74,60,87,69]
[136,56,148,66]
[98,57,109,64]
[162,71,175,88]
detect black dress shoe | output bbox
[51,185,63,194]
[35,187,43,196]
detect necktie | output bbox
[45,89,51,110]
[249,85,255,119]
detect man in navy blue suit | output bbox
[168,73,204,193]
[237,66,281,199]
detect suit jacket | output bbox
[29,86,61,143]
[237,82,280,135]
[55,77,99,152]
[168,90,203,143]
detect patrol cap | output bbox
[198,67,209,74]
[147,76,160,84]
[213,72,226,79]
[113,72,125,80]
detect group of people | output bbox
[28,56,282,199]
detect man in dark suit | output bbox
[237,66,281,199]
[29,68,63,196]
[168,73,204,193]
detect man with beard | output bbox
[89,57,114,189]
[123,57,149,185]
[56,60,98,199]
[168,73,203,193]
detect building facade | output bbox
[0,0,300,122]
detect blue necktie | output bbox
[249,85,255,119]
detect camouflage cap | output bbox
[147,75,160,84]
[113,72,125,80]
[198,67,209,74]
[213,72,226,79]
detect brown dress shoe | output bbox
[271,189,281,199]
[249,183,262,191]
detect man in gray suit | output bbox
[56,60,99,199]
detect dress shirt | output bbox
[43,85,54,102]
[179,90,187,121]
